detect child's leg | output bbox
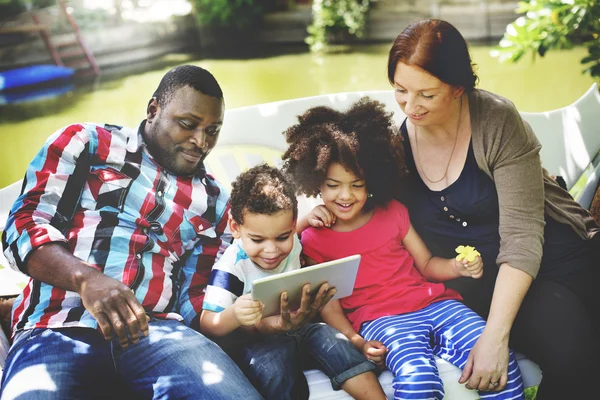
[240,332,309,400]
[299,322,386,400]
[430,300,524,400]
[360,312,445,400]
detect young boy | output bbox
[200,164,386,400]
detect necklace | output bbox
[414,96,463,184]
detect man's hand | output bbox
[25,244,148,348]
[233,294,263,326]
[78,272,149,347]
[453,256,483,279]
[256,283,336,334]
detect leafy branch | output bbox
[491,0,600,77]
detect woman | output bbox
[391,19,599,400]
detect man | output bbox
[0,65,263,399]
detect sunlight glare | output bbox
[2,364,57,400]
[202,360,225,385]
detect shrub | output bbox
[306,0,371,52]
[193,0,264,30]
[492,0,600,78]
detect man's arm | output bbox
[27,243,148,346]
[2,124,91,272]
[2,124,148,346]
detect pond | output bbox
[0,44,596,188]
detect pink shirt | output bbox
[301,200,461,332]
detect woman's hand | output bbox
[453,256,483,279]
[459,328,510,392]
[233,294,263,326]
[306,205,336,228]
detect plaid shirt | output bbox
[1,122,231,335]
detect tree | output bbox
[491,1,600,78]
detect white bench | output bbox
[2,83,599,398]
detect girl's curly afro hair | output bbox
[230,163,298,224]
[281,97,407,209]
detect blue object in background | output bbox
[0,82,74,105]
[0,65,75,91]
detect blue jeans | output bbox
[234,322,375,400]
[0,319,262,400]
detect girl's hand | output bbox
[307,205,336,228]
[363,340,388,369]
[233,294,263,326]
[453,256,483,279]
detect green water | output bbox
[0,44,596,188]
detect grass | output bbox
[525,386,538,400]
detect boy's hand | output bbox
[233,294,263,326]
[453,256,483,279]
[307,205,336,228]
[363,340,388,369]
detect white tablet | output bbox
[252,254,361,317]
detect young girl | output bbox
[283,98,524,400]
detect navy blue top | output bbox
[397,120,592,316]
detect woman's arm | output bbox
[484,264,532,345]
[463,93,542,391]
[459,264,531,391]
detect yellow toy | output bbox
[455,245,481,263]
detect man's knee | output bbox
[119,321,262,399]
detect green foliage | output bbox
[492,0,600,78]
[193,0,264,30]
[306,0,371,52]
[0,0,55,20]
[29,0,54,7]
[524,385,538,400]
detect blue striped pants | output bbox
[360,300,524,400]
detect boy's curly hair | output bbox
[282,97,407,209]
[230,164,298,224]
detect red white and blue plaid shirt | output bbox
[2,122,231,335]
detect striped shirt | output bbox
[202,236,302,313]
[1,122,231,335]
